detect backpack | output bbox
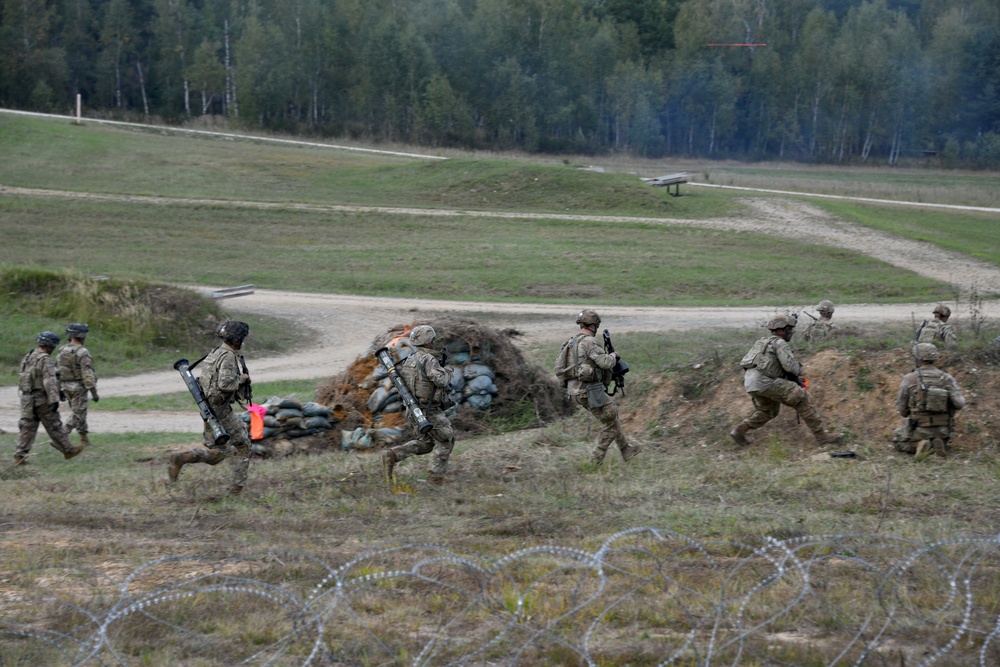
[740,337,770,370]
[554,334,586,383]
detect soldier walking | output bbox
[167,321,253,496]
[57,322,99,447]
[15,332,84,464]
[730,314,844,447]
[555,309,641,465]
[381,325,456,484]
[891,343,965,457]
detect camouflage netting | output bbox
[313,317,573,451]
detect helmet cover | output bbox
[409,325,436,346]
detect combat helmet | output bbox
[932,304,951,319]
[409,325,436,346]
[575,309,601,327]
[37,331,60,347]
[66,322,89,339]
[217,320,250,346]
[817,300,835,315]
[765,314,793,331]
[914,342,939,362]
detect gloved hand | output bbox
[90,387,100,402]
[49,402,59,414]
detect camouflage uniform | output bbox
[802,300,836,342]
[168,322,252,495]
[556,310,640,464]
[892,343,965,456]
[57,335,98,443]
[731,315,842,446]
[916,305,957,349]
[15,335,82,463]
[383,327,455,477]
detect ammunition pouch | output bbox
[911,412,951,428]
[584,382,611,408]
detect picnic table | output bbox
[641,172,689,196]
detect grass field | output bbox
[2,112,999,665]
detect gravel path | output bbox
[1,190,998,435]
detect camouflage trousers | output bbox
[743,379,825,435]
[16,400,73,459]
[185,408,251,489]
[575,393,628,462]
[389,409,455,475]
[891,420,953,455]
[62,383,91,435]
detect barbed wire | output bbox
[2,528,998,666]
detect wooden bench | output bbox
[641,172,689,196]
[208,284,255,299]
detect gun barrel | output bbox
[174,358,230,447]
[376,348,434,434]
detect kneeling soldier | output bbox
[891,342,965,457]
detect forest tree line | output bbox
[2,0,999,166]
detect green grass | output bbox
[95,379,321,411]
[0,114,728,218]
[813,198,1000,267]
[0,195,951,306]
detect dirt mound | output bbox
[315,317,573,449]
[624,344,1000,455]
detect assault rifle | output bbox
[174,358,230,447]
[911,313,927,415]
[602,329,629,396]
[238,354,252,405]
[376,347,434,434]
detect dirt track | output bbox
[1,196,998,435]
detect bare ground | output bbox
[1,194,998,435]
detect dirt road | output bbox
[1,196,997,435]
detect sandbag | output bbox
[278,397,303,410]
[276,408,304,421]
[463,364,495,380]
[466,393,494,409]
[304,416,332,430]
[302,402,331,418]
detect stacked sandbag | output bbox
[241,396,339,441]
[315,318,573,452]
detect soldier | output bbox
[802,300,836,342]
[555,309,641,465]
[916,304,957,349]
[167,321,252,496]
[730,314,844,447]
[14,332,84,464]
[891,342,965,457]
[381,325,456,483]
[57,322,99,447]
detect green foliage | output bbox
[1,0,999,164]
[0,267,223,382]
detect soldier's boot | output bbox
[63,444,85,460]
[167,451,195,483]
[79,433,91,447]
[228,485,243,496]
[13,454,27,465]
[589,448,608,466]
[729,422,752,447]
[620,442,643,462]
[381,449,397,483]
[813,430,845,446]
[931,438,948,457]
[914,440,930,458]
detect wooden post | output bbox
[76,94,82,124]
